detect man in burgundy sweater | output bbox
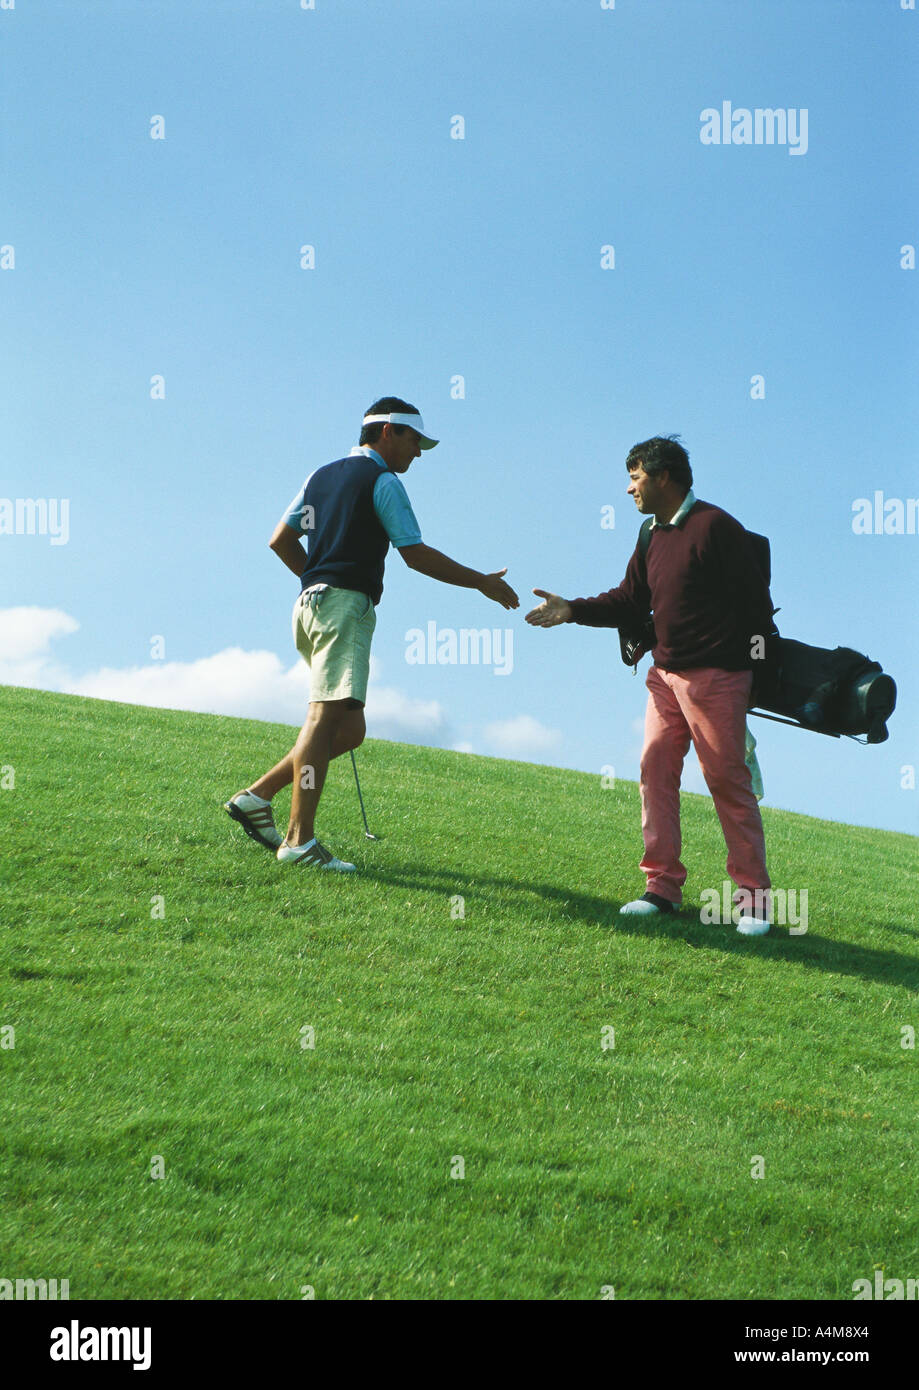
[526,436,774,936]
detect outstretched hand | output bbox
[479,568,519,610]
[525,589,572,627]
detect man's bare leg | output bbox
[246,754,294,803]
[247,706,366,802]
[333,706,366,759]
[286,700,372,847]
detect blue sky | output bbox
[2,0,917,838]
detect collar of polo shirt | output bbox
[652,487,696,529]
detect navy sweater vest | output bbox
[299,456,391,604]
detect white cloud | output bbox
[0,610,572,766]
[67,647,311,724]
[70,649,448,740]
[0,606,80,687]
[0,606,448,745]
[483,713,562,758]
[0,606,79,660]
[365,687,446,741]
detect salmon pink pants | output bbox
[640,666,770,905]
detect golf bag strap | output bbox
[748,708,841,738]
[617,520,656,670]
[637,515,654,563]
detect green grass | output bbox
[1,684,917,1300]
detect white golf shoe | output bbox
[224,790,283,850]
[619,892,678,917]
[736,914,771,936]
[277,838,356,872]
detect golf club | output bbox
[350,750,379,840]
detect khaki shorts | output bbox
[291,584,376,705]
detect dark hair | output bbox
[625,435,693,490]
[360,396,419,446]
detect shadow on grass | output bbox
[359,858,919,993]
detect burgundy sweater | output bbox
[568,500,774,671]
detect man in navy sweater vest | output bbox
[225,397,518,871]
[526,436,774,935]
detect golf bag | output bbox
[750,638,896,744]
[618,516,897,743]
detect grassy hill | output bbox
[1,684,916,1300]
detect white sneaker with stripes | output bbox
[224,790,283,850]
[276,838,356,872]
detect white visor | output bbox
[362,412,439,449]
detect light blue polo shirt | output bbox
[283,446,423,549]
